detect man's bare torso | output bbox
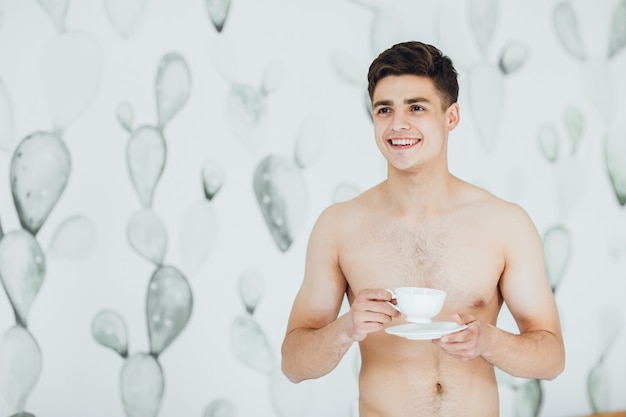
[335,181,508,416]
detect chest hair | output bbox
[375,224,450,288]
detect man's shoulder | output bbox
[460,182,531,222]
[319,193,368,221]
[460,180,519,207]
[315,186,380,230]
[324,183,381,212]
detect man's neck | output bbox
[383,167,456,217]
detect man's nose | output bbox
[390,112,410,130]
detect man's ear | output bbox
[446,103,460,131]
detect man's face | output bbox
[371,74,459,173]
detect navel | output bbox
[435,382,444,395]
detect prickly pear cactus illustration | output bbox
[211,37,285,159]
[587,306,623,413]
[230,270,314,417]
[0,77,15,152]
[466,0,528,154]
[0,3,99,415]
[553,0,626,124]
[93,52,207,417]
[537,106,586,220]
[253,115,326,252]
[205,0,231,33]
[552,0,626,206]
[103,0,149,39]
[329,0,416,120]
[604,126,626,206]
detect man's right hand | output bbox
[344,288,401,341]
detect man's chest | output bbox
[339,220,504,304]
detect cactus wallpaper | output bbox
[0,0,625,416]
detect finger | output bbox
[355,309,396,324]
[355,317,397,337]
[372,288,396,301]
[453,313,477,325]
[439,330,469,344]
[437,340,472,358]
[368,302,400,319]
[366,311,396,324]
[355,321,386,333]
[433,338,461,354]
[358,288,393,302]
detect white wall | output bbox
[0,0,625,416]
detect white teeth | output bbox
[391,139,416,146]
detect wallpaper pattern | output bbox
[0,0,625,416]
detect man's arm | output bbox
[436,204,565,380]
[281,205,399,383]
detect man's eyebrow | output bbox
[372,97,431,108]
[372,99,392,108]
[405,97,431,105]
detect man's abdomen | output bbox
[357,340,499,417]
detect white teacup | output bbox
[386,287,447,323]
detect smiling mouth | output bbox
[389,138,420,147]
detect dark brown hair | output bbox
[367,41,459,109]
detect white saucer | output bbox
[385,322,468,340]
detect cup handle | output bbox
[384,289,401,312]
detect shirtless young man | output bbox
[281,41,565,417]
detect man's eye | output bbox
[411,105,424,111]
[377,108,390,114]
